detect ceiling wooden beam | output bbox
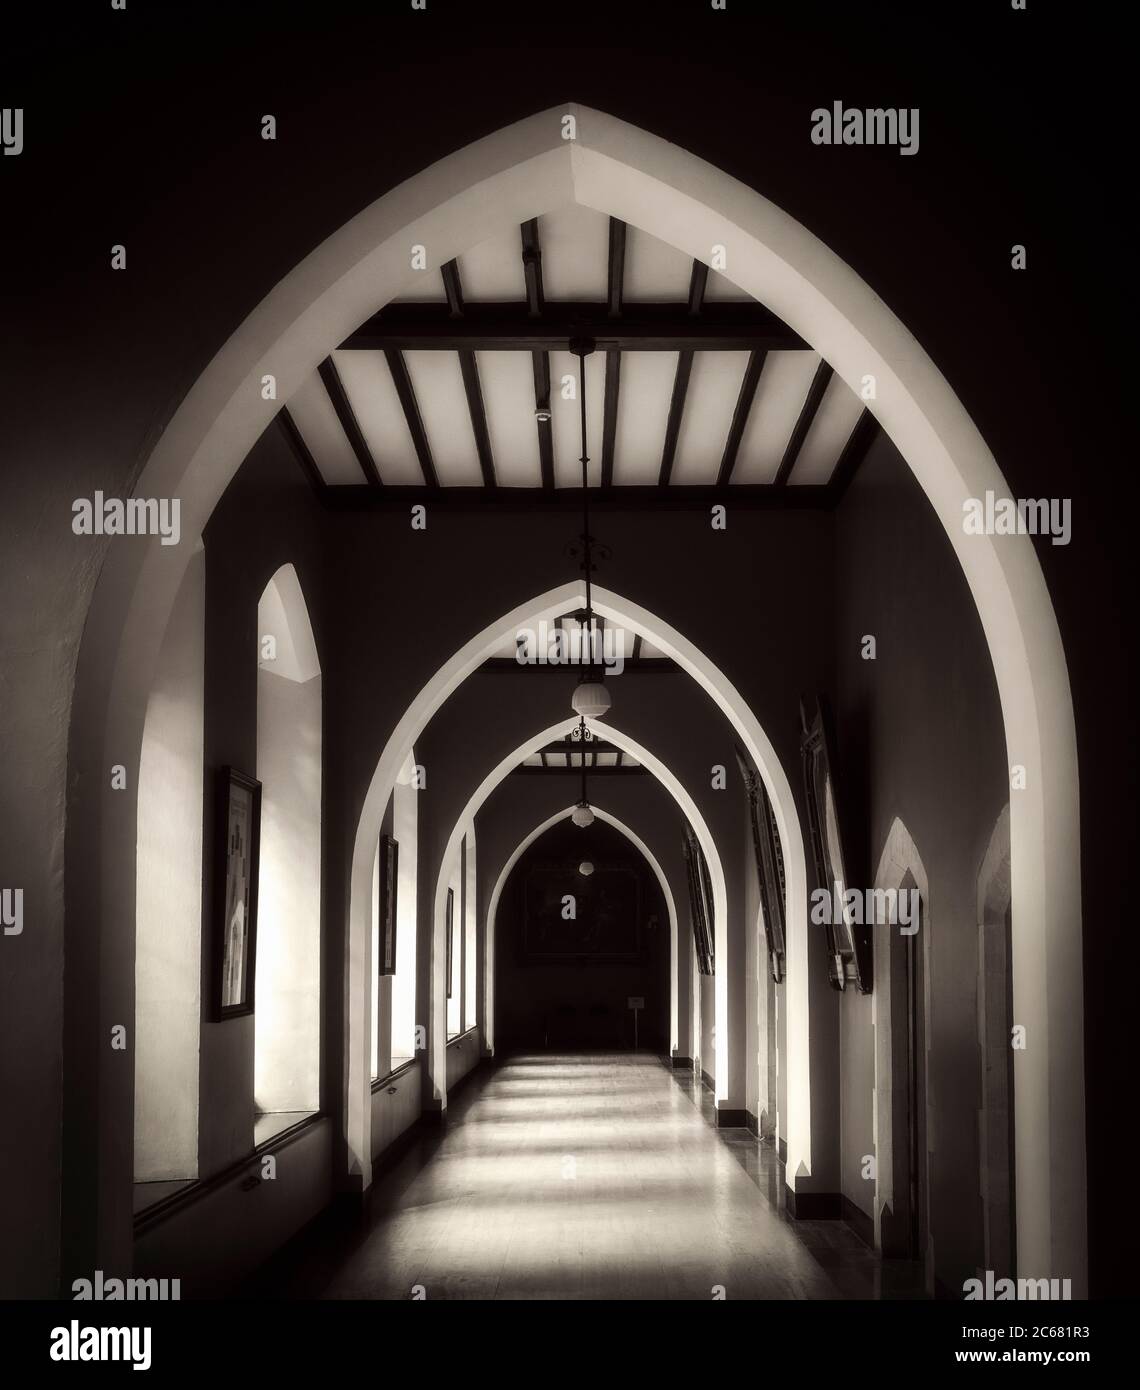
[317,356,382,486]
[277,407,327,500]
[521,219,545,316]
[600,220,627,489]
[341,301,807,352]
[659,350,694,487]
[608,218,627,317]
[319,484,836,512]
[511,764,649,777]
[518,223,554,489]
[601,351,621,488]
[441,259,464,317]
[383,349,438,488]
[688,260,709,315]
[717,349,766,486]
[827,408,881,500]
[631,633,643,662]
[774,360,833,486]
[457,350,496,489]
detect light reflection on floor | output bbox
[247,1052,927,1300]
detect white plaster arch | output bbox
[428,719,722,1124]
[69,103,1082,1283]
[480,805,681,1059]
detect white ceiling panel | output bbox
[623,225,691,301]
[704,267,751,302]
[595,752,619,768]
[732,351,822,484]
[550,349,604,487]
[403,352,483,485]
[638,637,667,659]
[522,754,543,767]
[331,350,422,485]
[787,373,864,485]
[623,753,641,767]
[459,228,526,301]
[612,352,679,485]
[540,204,609,300]
[287,372,363,486]
[546,752,568,769]
[672,351,750,485]
[478,351,542,486]
[390,266,448,303]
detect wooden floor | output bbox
[251,1053,925,1300]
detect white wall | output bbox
[254,569,322,1114]
[391,755,419,1064]
[134,550,205,1181]
[463,830,477,1031]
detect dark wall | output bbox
[494,818,669,1053]
[832,434,1008,1289]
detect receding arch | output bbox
[342,584,801,1192]
[425,718,725,1118]
[871,817,933,1283]
[65,103,1083,1284]
[482,806,682,1059]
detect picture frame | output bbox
[445,887,455,999]
[682,825,715,976]
[800,696,872,994]
[212,765,262,1020]
[736,746,787,984]
[378,834,399,977]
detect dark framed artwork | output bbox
[800,696,871,994]
[682,825,715,976]
[736,747,787,984]
[445,887,455,1000]
[212,766,262,1020]
[378,835,399,977]
[521,861,641,961]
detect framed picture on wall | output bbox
[378,834,399,977]
[682,825,715,976]
[212,766,262,1020]
[736,746,787,984]
[445,887,455,999]
[800,696,872,994]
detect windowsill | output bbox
[133,1177,195,1216]
[254,1109,318,1148]
[133,1110,326,1232]
[447,1026,478,1047]
[371,1056,418,1092]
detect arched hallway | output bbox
[4,10,1130,1358]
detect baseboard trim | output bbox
[785,1185,842,1220]
[671,1055,693,1070]
[745,1109,760,1137]
[778,1137,787,1164]
[700,1068,715,1091]
[715,1107,749,1129]
[841,1194,874,1246]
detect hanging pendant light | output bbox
[570,715,596,827]
[570,336,611,722]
